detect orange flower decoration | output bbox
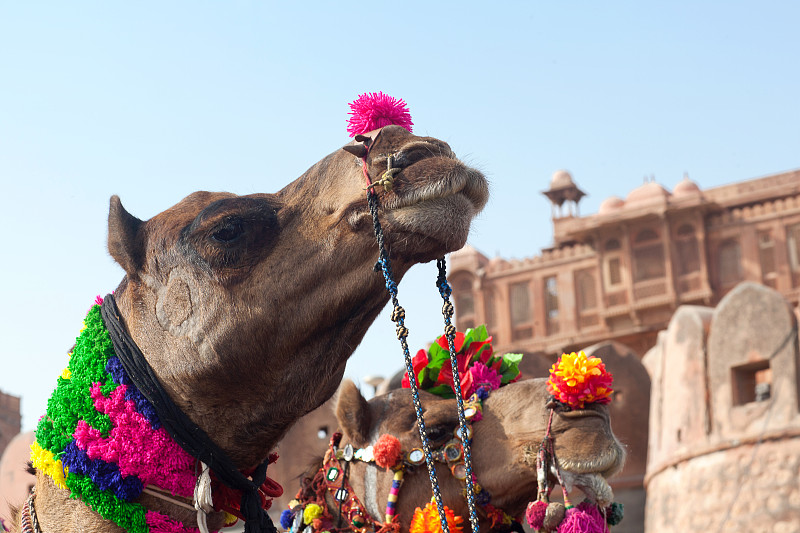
[547,351,613,409]
[409,500,464,533]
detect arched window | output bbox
[510,282,530,326]
[575,269,598,312]
[635,229,659,243]
[454,278,474,316]
[758,230,776,287]
[603,238,623,288]
[509,282,532,341]
[544,276,559,335]
[675,224,700,275]
[633,228,665,281]
[718,239,743,286]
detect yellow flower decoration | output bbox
[547,351,613,409]
[410,499,464,533]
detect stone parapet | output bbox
[644,282,800,531]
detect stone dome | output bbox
[549,169,574,190]
[626,181,671,206]
[598,195,625,214]
[673,175,701,197]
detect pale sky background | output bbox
[1,1,799,433]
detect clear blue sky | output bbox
[1,1,798,432]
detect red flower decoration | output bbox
[436,353,474,400]
[402,349,430,389]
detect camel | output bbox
[12,124,488,533]
[288,378,626,533]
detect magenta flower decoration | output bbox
[347,92,413,137]
[467,363,501,396]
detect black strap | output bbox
[101,294,276,533]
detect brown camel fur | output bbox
[12,125,488,532]
[294,379,625,533]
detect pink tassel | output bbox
[556,502,605,533]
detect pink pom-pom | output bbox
[373,433,402,469]
[347,92,413,137]
[556,503,605,533]
[525,500,548,530]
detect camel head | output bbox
[106,125,488,467]
[334,378,625,532]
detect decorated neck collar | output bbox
[31,297,278,533]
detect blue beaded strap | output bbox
[436,259,480,533]
[366,184,480,533]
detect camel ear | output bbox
[336,380,372,446]
[108,195,144,277]
[342,143,368,158]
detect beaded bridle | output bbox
[355,129,481,533]
[290,394,518,533]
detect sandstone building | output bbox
[449,168,800,532]
[449,169,800,358]
[0,390,21,462]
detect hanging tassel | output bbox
[543,502,566,532]
[556,502,605,533]
[194,461,214,533]
[526,500,548,530]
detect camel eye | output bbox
[425,425,451,444]
[211,219,245,243]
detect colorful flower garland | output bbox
[401,325,522,401]
[31,298,224,533]
[546,351,613,409]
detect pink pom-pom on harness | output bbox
[347,92,413,137]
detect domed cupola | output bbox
[543,169,587,218]
[598,195,625,215]
[673,173,701,197]
[626,179,671,207]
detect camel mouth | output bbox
[551,404,627,483]
[555,441,624,479]
[382,163,489,214]
[556,407,609,423]
[559,471,616,508]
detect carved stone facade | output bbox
[449,168,800,532]
[450,169,800,359]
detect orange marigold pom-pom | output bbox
[410,500,464,533]
[547,351,613,409]
[373,434,402,469]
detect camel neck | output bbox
[101,294,282,533]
